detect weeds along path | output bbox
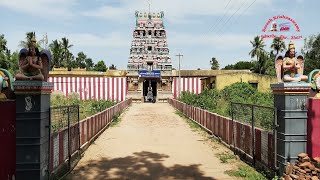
[66,103,239,180]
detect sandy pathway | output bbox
[66,103,237,180]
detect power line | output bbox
[207,0,233,34]
[198,0,234,41]
[211,0,251,42]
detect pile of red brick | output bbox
[283,153,320,180]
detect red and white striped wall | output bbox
[48,77,127,102]
[49,99,132,172]
[172,77,202,98]
[168,98,275,169]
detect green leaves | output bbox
[303,33,320,75]
[210,57,219,70]
[93,60,108,72]
[51,93,116,120]
[180,82,273,129]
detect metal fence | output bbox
[50,105,80,133]
[231,102,276,170]
[49,105,80,177]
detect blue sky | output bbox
[0,0,319,70]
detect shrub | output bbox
[179,82,274,130]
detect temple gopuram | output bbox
[48,11,278,103]
[126,11,173,102]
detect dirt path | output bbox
[66,103,238,180]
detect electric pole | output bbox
[176,53,183,98]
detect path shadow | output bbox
[66,151,216,180]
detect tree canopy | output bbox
[210,57,219,70]
[303,33,320,75]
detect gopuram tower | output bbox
[126,10,173,102]
[127,11,172,72]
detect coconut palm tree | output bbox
[49,39,63,69]
[249,36,266,74]
[19,32,45,49]
[61,37,73,68]
[270,37,286,55]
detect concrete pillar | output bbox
[13,81,53,180]
[271,82,310,175]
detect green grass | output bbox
[216,151,236,163]
[225,164,267,180]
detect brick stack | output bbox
[283,153,320,180]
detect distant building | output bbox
[201,71,277,92]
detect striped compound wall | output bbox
[172,77,202,98]
[49,76,203,101]
[48,77,127,102]
[169,99,275,169]
[49,99,132,173]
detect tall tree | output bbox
[93,60,107,72]
[85,58,94,70]
[303,33,320,75]
[0,35,19,74]
[252,51,274,75]
[0,34,12,70]
[0,34,8,53]
[49,39,63,69]
[61,37,73,68]
[249,36,266,74]
[75,51,87,69]
[270,37,286,55]
[210,57,219,70]
[109,64,117,70]
[7,51,19,75]
[19,32,45,49]
[19,32,34,48]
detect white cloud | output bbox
[0,0,77,18]
[81,6,128,20]
[62,32,130,48]
[82,0,274,23]
[169,32,253,50]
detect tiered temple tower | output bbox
[126,11,173,102]
[127,11,172,72]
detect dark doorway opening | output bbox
[143,79,157,103]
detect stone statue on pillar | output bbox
[15,36,51,81]
[275,41,308,83]
[13,33,53,179]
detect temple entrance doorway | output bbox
[143,79,157,103]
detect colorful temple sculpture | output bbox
[126,11,173,102]
[275,41,308,83]
[0,68,14,100]
[16,36,51,82]
[309,69,320,98]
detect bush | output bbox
[50,93,116,130]
[179,82,274,130]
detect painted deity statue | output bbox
[15,36,51,81]
[275,41,308,82]
[0,68,14,100]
